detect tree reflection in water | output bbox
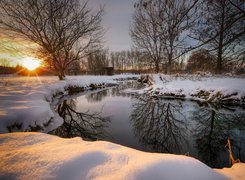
[130,97,188,153]
[51,99,110,140]
[193,106,245,168]
[49,80,245,168]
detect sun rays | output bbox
[21,57,41,71]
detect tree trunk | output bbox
[216,0,225,74]
[155,59,160,73]
[58,69,66,80]
[216,48,223,74]
[167,60,172,74]
[167,53,172,74]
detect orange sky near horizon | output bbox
[0,35,41,67]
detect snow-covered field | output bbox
[0,74,245,179]
[1,132,243,180]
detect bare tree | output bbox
[130,0,165,73]
[157,0,200,73]
[131,0,200,73]
[0,0,104,80]
[191,0,245,74]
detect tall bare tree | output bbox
[157,0,199,73]
[191,0,245,73]
[130,0,165,73]
[0,0,104,80]
[131,0,200,73]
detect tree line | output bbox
[0,0,244,79]
[82,49,151,74]
[131,0,245,74]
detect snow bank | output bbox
[131,74,245,105]
[216,163,245,180]
[0,132,232,180]
[0,75,138,133]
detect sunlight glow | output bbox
[21,57,41,71]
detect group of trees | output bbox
[110,50,149,73]
[82,49,150,74]
[186,49,216,73]
[131,0,245,74]
[0,0,244,78]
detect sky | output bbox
[0,0,135,66]
[88,0,135,51]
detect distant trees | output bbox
[82,49,149,74]
[0,0,104,80]
[87,49,109,74]
[0,58,10,67]
[110,50,149,73]
[186,49,216,73]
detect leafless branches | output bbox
[191,0,245,73]
[0,0,104,79]
[131,0,200,73]
[53,99,109,139]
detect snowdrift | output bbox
[0,132,237,180]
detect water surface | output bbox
[50,81,245,168]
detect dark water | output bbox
[50,81,245,168]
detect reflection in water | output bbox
[51,99,109,140]
[130,97,188,153]
[193,108,245,168]
[51,80,245,168]
[85,81,143,103]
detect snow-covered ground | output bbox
[1,132,243,180]
[0,75,138,133]
[127,74,245,105]
[0,74,244,179]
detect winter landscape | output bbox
[0,0,245,180]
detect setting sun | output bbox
[21,57,41,71]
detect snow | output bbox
[127,74,245,104]
[0,132,233,180]
[216,163,245,180]
[0,74,245,179]
[0,75,138,133]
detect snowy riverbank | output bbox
[1,74,244,133]
[1,132,244,180]
[0,74,245,179]
[128,74,245,105]
[0,75,139,133]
